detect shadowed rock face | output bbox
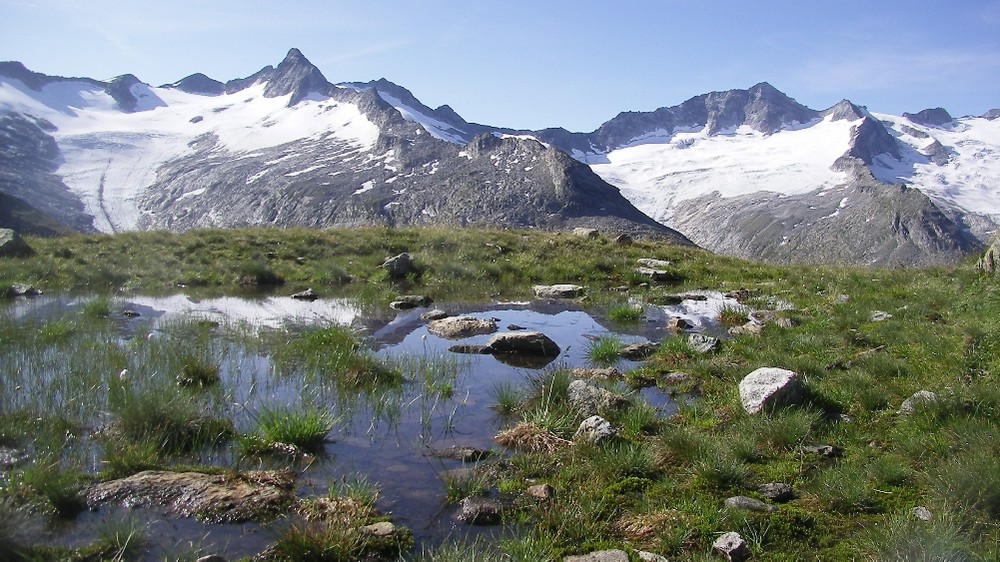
[903,108,954,127]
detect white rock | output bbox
[738,367,803,414]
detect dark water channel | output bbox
[5,293,733,559]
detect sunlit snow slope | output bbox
[585,117,859,224]
[0,77,378,232]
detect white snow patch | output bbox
[375,91,467,144]
[176,188,207,201]
[354,180,376,195]
[285,164,326,177]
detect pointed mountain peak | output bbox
[983,109,1000,121]
[105,74,146,112]
[825,99,869,121]
[903,107,953,127]
[163,73,224,95]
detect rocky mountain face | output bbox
[0,50,689,243]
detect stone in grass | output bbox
[712,531,750,562]
[454,496,507,525]
[573,227,600,239]
[568,379,629,417]
[574,415,616,445]
[688,333,719,354]
[380,252,417,279]
[564,549,630,562]
[0,229,32,258]
[637,552,668,562]
[911,506,933,521]
[526,483,555,501]
[619,342,657,360]
[738,367,804,415]
[897,390,939,415]
[724,495,776,513]
[757,482,794,502]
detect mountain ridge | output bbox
[1,48,995,266]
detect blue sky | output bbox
[2,0,998,131]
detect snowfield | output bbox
[0,77,379,232]
[587,117,858,223]
[872,113,1000,218]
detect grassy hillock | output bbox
[1,227,999,561]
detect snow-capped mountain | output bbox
[337,77,994,265]
[0,50,687,242]
[1,48,996,265]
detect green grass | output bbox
[586,335,623,367]
[251,405,336,454]
[3,226,1000,560]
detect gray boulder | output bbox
[898,390,938,415]
[0,229,32,258]
[574,415,616,445]
[712,531,750,561]
[427,316,498,339]
[573,227,600,239]
[390,294,432,310]
[567,380,629,417]
[380,252,417,279]
[619,342,657,360]
[483,331,561,357]
[454,496,507,525]
[758,482,794,502]
[290,288,318,301]
[688,333,720,353]
[738,367,803,414]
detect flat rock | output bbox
[84,470,295,523]
[570,367,621,381]
[637,258,672,269]
[738,367,803,414]
[290,288,318,301]
[427,316,498,339]
[532,284,584,299]
[801,444,841,458]
[636,267,674,283]
[420,308,450,321]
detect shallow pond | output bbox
[3,291,738,559]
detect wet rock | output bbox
[574,415,616,445]
[661,371,696,387]
[390,294,432,310]
[0,447,29,469]
[428,445,492,463]
[454,496,507,525]
[526,483,555,501]
[564,549,629,562]
[427,316,498,339]
[290,288,318,301]
[380,252,417,279]
[713,531,749,561]
[568,380,628,417]
[0,229,32,258]
[7,283,41,297]
[666,317,692,333]
[483,331,560,357]
[619,342,657,360]
[532,284,584,299]
[738,367,803,414]
[507,323,526,330]
[898,390,939,415]
[688,333,720,354]
[196,556,227,562]
[911,506,934,521]
[420,308,450,321]
[573,227,600,239]
[724,495,776,513]
[83,470,295,523]
[570,367,621,381]
[122,309,141,318]
[757,482,794,502]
